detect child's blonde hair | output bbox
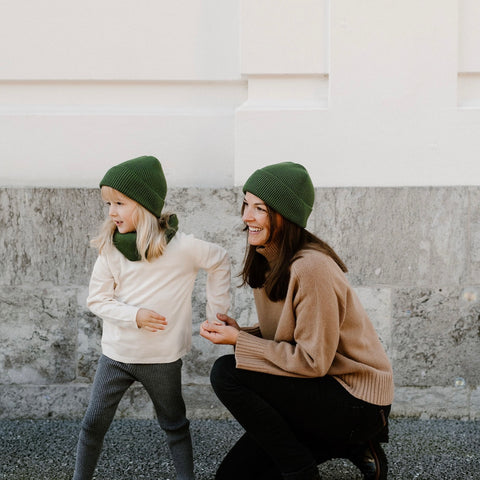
[92,186,175,261]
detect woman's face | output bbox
[242,192,272,247]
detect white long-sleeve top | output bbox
[87,232,231,364]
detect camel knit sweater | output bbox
[235,246,394,406]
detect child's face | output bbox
[101,186,138,234]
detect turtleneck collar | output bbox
[113,213,179,261]
[255,242,281,264]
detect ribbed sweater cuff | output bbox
[235,331,270,372]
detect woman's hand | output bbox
[216,313,240,329]
[136,308,167,332]
[200,313,240,345]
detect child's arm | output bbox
[87,255,166,331]
[190,238,231,322]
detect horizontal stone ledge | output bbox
[0,383,230,420]
[392,386,475,420]
[2,383,479,421]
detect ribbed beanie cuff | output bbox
[100,156,167,217]
[243,162,314,228]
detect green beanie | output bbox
[100,155,167,217]
[243,162,314,228]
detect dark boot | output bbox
[347,440,388,480]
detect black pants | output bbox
[211,354,390,480]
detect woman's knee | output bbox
[210,354,236,390]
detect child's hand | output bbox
[136,308,167,332]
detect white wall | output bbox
[1,0,479,187]
[0,0,243,187]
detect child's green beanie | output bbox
[100,155,167,217]
[243,162,314,228]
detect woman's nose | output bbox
[242,207,252,222]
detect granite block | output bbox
[314,187,468,287]
[392,286,480,388]
[0,285,80,384]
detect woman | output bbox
[200,162,394,480]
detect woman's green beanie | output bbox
[100,155,167,217]
[243,162,314,228]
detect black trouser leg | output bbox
[210,355,389,479]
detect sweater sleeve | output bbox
[86,254,139,328]
[235,255,345,378]
[187,237,231,322]
[240,325,262,337]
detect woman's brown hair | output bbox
[240,205,347,302]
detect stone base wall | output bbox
[1,187,479,419]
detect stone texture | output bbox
[354,287,392,353]
[314,187,469,287]
[470,387,480,420]
[76,310,102,382]
[1,186,479,419]
[0,285,81,385]
[392,386,470,419]
[467,187,480,284]
[0,188,102,286]
[392,286,480,388]
[114,385,156,419]
[0,385,90,419]
[165,187,245,271]
[231,285,257,326]
[0,384,155,420]
[183,384,230,419]
[183,331,232,382]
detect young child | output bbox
[73,155,231,480]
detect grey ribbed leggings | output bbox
[73,355,194,480]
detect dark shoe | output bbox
[348,440,387,480]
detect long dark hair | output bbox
[240,205,347,302]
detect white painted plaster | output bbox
[1,0,480,187]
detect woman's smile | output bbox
[242,192,271,246]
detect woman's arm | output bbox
[234,256,345,378]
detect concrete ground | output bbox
[0,417,478,480]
